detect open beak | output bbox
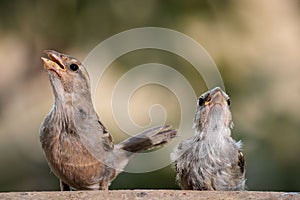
[41,50,66,77]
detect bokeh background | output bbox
[0,0,300,192]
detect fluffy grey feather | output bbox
[171,87,246,190]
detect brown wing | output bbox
[238,151,245,174]
[97,120,114,151]
[74,112,114,159]
[175,163,189,189]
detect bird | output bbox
[171,87,245,190]
[39,50,177,191]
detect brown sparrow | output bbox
[40,50,177,190]
[171,87,245,190]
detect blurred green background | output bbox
[0,0,300,192]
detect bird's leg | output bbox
[60,180,71,191]
[100,181,109,191]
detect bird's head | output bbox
[41,50,91,103]
[194,87,233,133]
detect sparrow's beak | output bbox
[205,87,227,106]
[41,50,66,77]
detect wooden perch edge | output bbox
[0,190,299,200]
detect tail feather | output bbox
[117,125,177,153]
[112,125,177,173]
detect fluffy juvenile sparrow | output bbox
[171,87,245,190]
[40,50,177,190]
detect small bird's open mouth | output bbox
[41,50,66,77]
[47,68,61,78]
[44,50,66,70]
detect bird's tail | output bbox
[117,125,177,152]
[113,125,177,171]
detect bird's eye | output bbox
[69,64,79,71]
[227,98,231,106]
[198,97,205,106]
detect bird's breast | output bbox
[41,129,116,189]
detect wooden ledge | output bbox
[0,190,299,200]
